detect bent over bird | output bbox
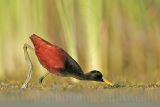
[21,34,113,88]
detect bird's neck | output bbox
[74,73,91,81]
[83,73,92,80]
[71,73,91,81]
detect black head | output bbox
[85,70,104,82]
[84,70,113,85]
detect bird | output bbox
[21,34,113,88]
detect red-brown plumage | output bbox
[30,34,66,75]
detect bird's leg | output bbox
[21,43,34,89]
[39,73,50,84]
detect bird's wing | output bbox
[35,45,66,72]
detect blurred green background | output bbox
[0,0,160,83]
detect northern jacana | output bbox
[21,34,113,88]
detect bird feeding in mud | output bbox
[21,34,113,88]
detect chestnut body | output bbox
[30,34,84,78]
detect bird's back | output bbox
[30,34,66,75]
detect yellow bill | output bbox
[103,77,114,86]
